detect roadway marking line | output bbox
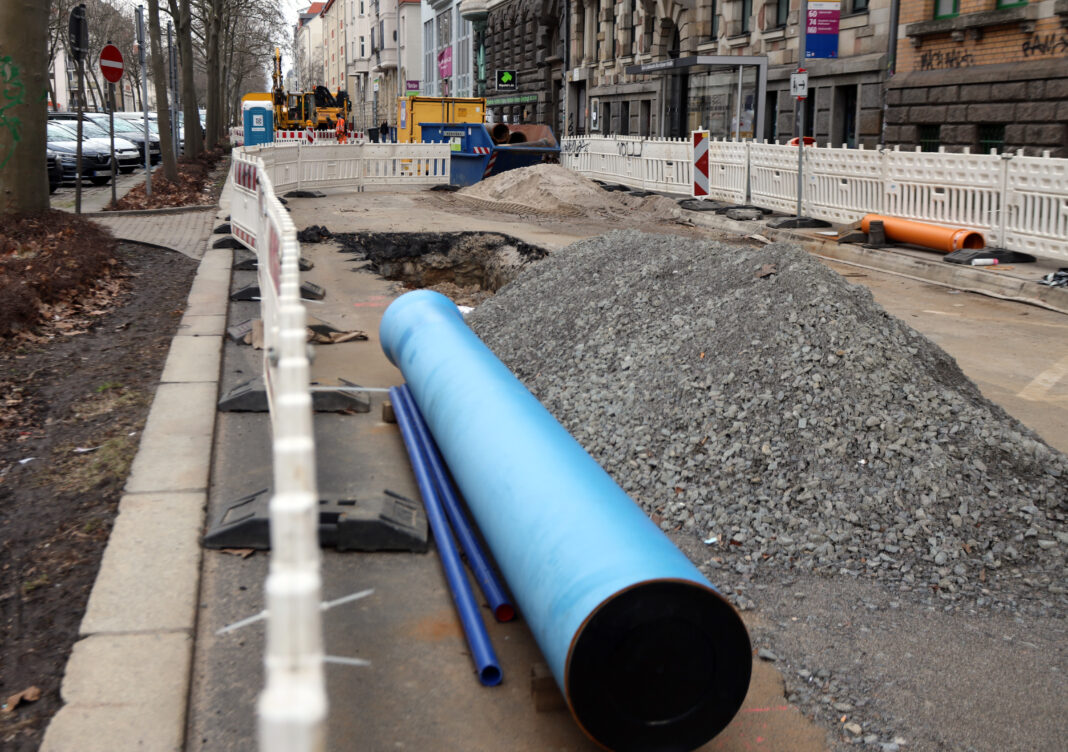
[1017,353,1068,402]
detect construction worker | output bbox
[335,116,347,145]
[304,120,315,144]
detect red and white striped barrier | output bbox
[472,146,491,154]
[692,129,710,198]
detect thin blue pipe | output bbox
[388,385,502,687]
[397,385,516,623]
[380,290,751,750]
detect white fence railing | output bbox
[238,141,450,195]
[228,127,369,147]
[230,148,326,751]
[560,135,1068,261]
[228,139,451,751]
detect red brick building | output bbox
[886,0,1068,156]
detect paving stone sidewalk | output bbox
[87,207,219,260]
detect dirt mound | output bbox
[459,164,681,220]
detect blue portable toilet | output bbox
[242,99,274,146]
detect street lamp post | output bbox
[459,0,488,98]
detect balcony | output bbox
[373,45,398,71]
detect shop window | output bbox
[620,101,630,135]
[603,101,612,135]
[919,124,941,152]
[934,0,957,19]
[978,124,1005,153]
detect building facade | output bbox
[421,0,477,99]
[294,4,325,91]
[886,0,1068,156]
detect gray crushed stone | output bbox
[466,230,1068,618]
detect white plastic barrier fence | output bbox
[229,127,367,147]
[560,135,1068,261]
[1004,155,1068,259]
[226,138,452,750]
[228,152,326,751]
[234,141,450,195]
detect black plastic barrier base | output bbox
[203,488,428,552]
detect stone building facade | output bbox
[483,0,567,133]
[479,0,896,145]
[886,0,1068,156]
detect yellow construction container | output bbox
[396,96,485,143]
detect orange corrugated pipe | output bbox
[861,214,985,253]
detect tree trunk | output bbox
[0,0,49,214]
[148,0,177,181]
[179,0,202,156]
[204,0,222,149]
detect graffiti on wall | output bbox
[1021,33,1068,58]
[0,54,26,170]
[919,48,974,71]
[617,140,642,157]
[561,138,589,155]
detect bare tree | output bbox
[168,0,202,157]
[147,0,177,180]
[1,0,49,214]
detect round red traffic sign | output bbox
[99,44,124,83]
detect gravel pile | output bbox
[466,230,1067,616]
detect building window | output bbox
[740,0,752,33]
[360,1,364,15]
[996,0,1026,6]
[711,0,719,38]
[978,124,1006,153]
[934,0,957,19]
[775,0,788,27]
[918,124,941,152]
[852,0,869,11]
[360,36,365,56]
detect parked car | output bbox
[117,112,191,155]
[48,117,142,173]
[53,111,162,166]
[46,121,117,186]
[46,149,63,193]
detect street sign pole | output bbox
[110,80,117,206]
[99,42,125,207]
[136,5,151,196]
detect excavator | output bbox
[271,48,350,131]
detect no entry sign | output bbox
[99,44,124,83]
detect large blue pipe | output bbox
[389,385,503,687]
[397,384,515,623]
[381,290,751,751]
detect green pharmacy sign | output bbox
[496,70,517,91]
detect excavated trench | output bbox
[334,231,549,305]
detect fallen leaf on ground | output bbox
[756,263,778,278]
[2,686,42,713]
[221,548,256,559]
